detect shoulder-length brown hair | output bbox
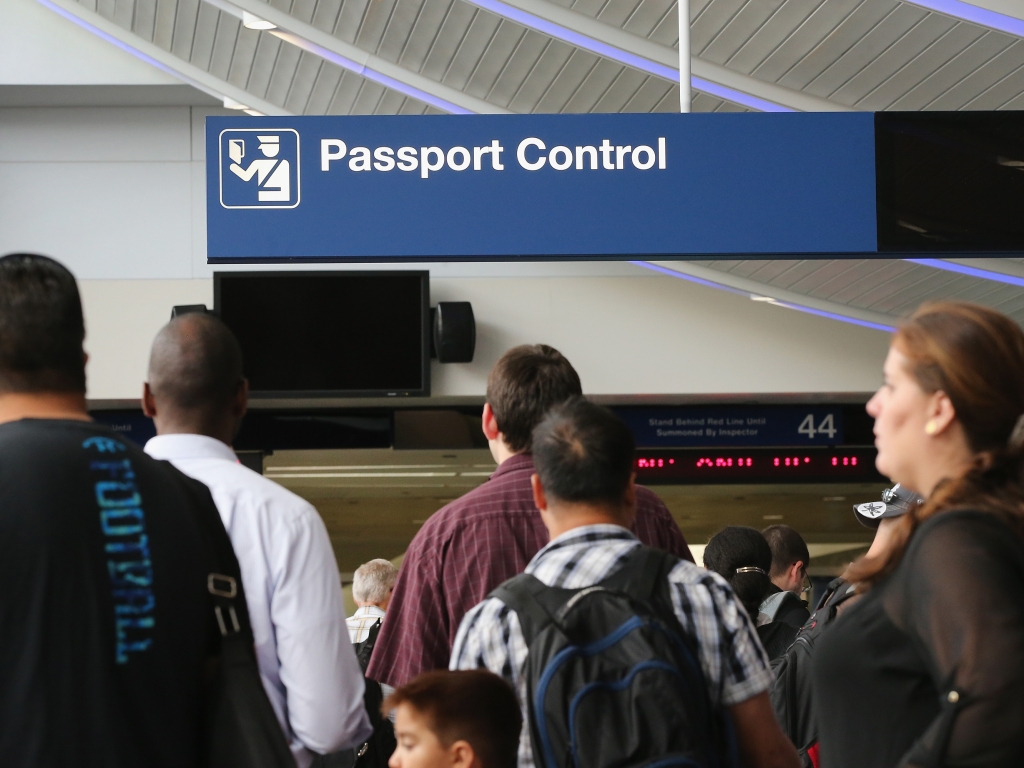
[845,301,1024,588]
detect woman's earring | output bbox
[925,420,938,435]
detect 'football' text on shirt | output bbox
[88,451,157,664]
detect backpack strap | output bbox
[490,574,561,646]
[355,618,383,672]
[601,545,700,662]
[601,545,678,606]
[366,617,383,645]
[489,546,679,644]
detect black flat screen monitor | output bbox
[215,271,430,397]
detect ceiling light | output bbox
[750,295,776,302]
[223,97,249,110]
[242,11,276,30]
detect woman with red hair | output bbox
[813,301,1024,768]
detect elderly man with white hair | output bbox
[347,558,399,644]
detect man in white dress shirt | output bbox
[141,313,372,768]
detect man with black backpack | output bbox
[451,399,799,768]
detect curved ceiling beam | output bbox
[455,0,854,112]
[902,0,1024,38]
[635,260,898,332]
[224,0,511,114]
[34,0,287,115]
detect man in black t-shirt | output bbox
[0,253,226,767]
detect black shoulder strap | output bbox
[490,546,680,644]
[822,580,857,612]
[600,545,696,655]
[366,617,383,646]
[489,574,569,645]
[814,577,848,612]
[182,474,257,649]
[177,471,302,768]
[601,545,678,605]
[355,618,383,672]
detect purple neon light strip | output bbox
[691,77,795,112]
[35,0,217,93]
[692,77,794,113]
[629,260,752,297]
[465,0,790,112]
[270,31,473,114]
[36,0,471,115]
[631,261,896,332]
[468,0,677,80]
[905,0,1024,38]
[904,258,1024,287]
[770,300,896,332]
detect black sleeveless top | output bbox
[812,510,1024,767]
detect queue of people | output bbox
[1,250,1023,768]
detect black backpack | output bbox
[490,546,738,768]
[768,578,858,768]
[351,620,397,768]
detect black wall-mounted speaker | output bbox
[170,304,209,320]
[432,302,475,363]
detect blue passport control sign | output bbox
[205,113,877,262]
[616,406,845,448]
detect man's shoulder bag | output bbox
[190,484,297,768]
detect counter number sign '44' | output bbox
[798,413,837,440]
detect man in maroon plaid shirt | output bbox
[366,345,692,688]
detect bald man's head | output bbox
[148,313,244,416]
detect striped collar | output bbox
[530,523,636,563]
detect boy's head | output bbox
[384,670,521,768]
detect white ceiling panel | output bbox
[63,0,1024,117]
[692,0,1024,110]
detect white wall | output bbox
[1,0,180,85]
[76,275,890,401]
[429,275,890,397]
[0,103,892,400]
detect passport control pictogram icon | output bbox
[219,129,300,209]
